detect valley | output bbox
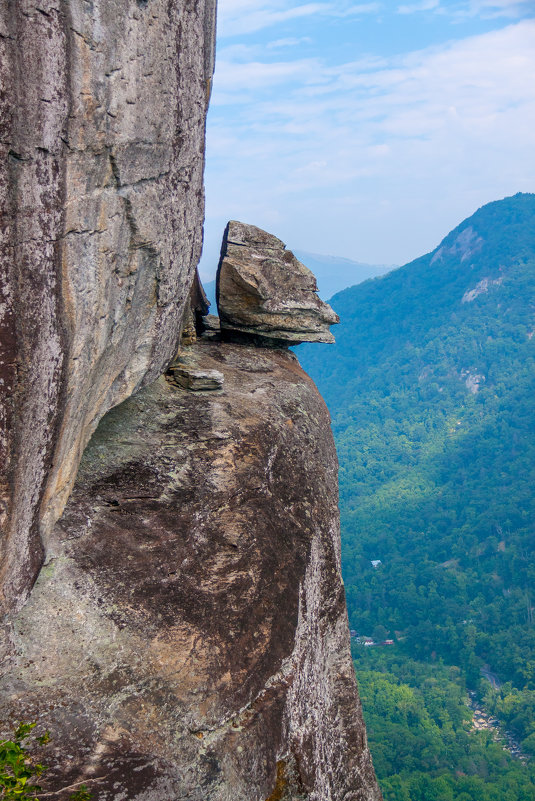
[468,688,528,764]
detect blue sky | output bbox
[199,0,535,280]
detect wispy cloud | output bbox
[267,36,313,47]
[463,0,535,18]
[397,0,440,15]
[397,0,533,18]
[218,0,381,37]
[213,55,323,94]
[335,3,381,14]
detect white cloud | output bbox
[267,36,313,47]
[397,0,533,18]
[217,0,381,37]
[466,0,534,16]
[212,56,323,94]
[220,3,329,37]
[214,20,535,119]
[202,19,535,271]
[334,3,381,14]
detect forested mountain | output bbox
[298,192,535,798]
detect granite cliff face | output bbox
[0,338,380,800]
[1,4,381,798]
[0,0,215,614]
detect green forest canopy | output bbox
[298,193,535,798]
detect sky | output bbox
[198,0,535,280]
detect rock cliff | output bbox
[0,338,380,800]
[0,0,215,615]
[1,3,381,798]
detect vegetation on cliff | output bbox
[0,724,91,801]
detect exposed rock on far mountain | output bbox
[216,221,340,346]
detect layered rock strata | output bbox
[0,0,215,615]
[216,222,339,346]
[0,339,381,801]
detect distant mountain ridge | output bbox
[292,249,395,299]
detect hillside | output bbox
[298,193,535,795]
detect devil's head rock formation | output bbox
[216,221,339,346]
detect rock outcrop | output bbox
[0,339,380,801]
[0,0,216,616]
[1,6,381,799]
[216,222,339,346]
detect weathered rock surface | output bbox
[216,222,339,346]
[1,5,381,796]
[202,314,222,338]
[171,365,225,390]
[0,0,216,615]
[0,340,381,801]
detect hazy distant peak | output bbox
[292,249,396,300]
[295,249,396,270]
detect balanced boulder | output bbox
[216,221,339,345]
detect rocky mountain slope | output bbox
[0,338,379,800]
